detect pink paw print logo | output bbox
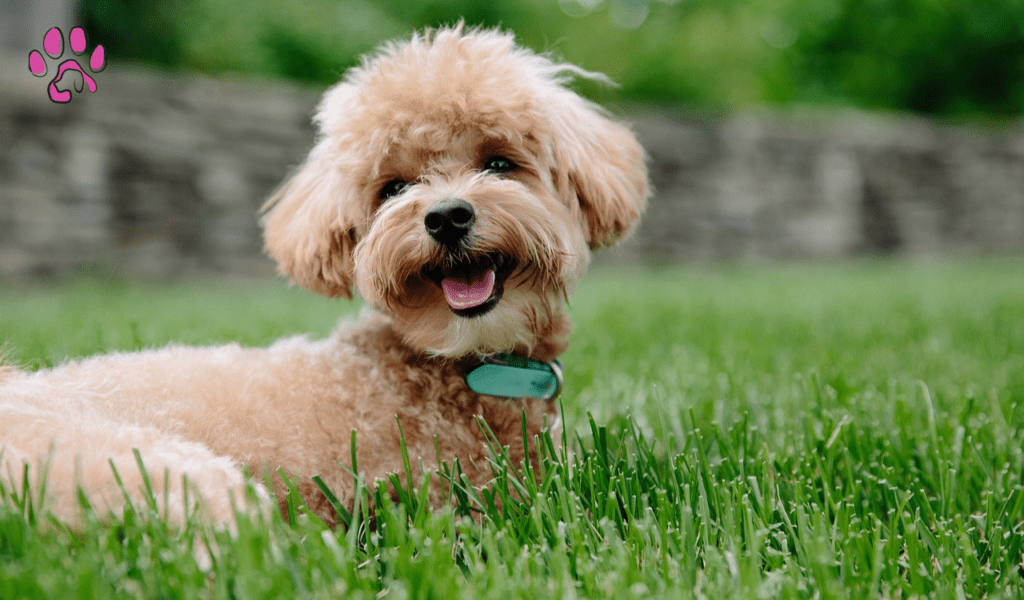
[28,27,106,103]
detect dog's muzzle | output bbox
[423,198,516,318]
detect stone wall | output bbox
[1,60,320,277]
[1,61,1022,279]
[632,108,1024,262]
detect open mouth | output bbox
[423,254,515,318]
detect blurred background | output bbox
[1,0,1023,278]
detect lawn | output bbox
[1,259,1022,599]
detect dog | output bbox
[0,25,648,529]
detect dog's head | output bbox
[263,25,647,358]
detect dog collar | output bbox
[465,352,563,401]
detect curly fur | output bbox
[0,25,647,528]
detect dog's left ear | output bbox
[549,94,649,249]
[261,143,357,299]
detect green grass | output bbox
[1,259,1023,599]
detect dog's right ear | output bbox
[262,143,356,299]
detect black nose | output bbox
[424,198,476,246]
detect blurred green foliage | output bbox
[80,0,1024,116]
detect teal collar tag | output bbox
[465,352,563,401]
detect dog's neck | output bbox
[513,308,572,364]
[361,308,571,400]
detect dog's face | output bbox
[263,27,647,357]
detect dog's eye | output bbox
[483,157,517,175]
[379,179,411,201]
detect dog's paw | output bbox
[28,27,105,103]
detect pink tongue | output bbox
[442,269,496,309]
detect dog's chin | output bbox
[420,292,539,357]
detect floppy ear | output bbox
[261,143,356,299]
[550,94,649,249]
